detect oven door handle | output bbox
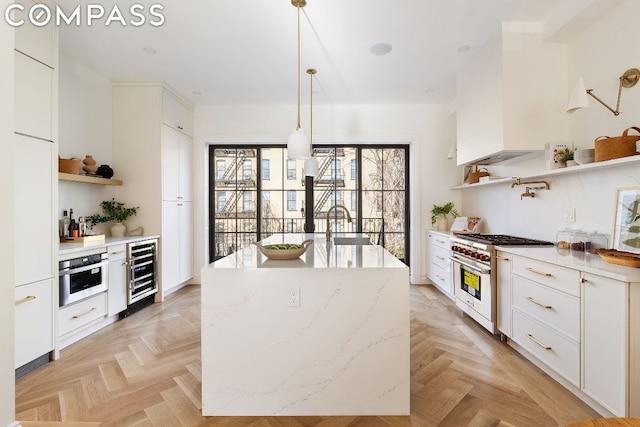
[59,260,108,276]
[449,256,491,275]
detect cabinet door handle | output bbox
[436,255,445,261]
[436,239,446,245]
[15,295,36,305]
[111,250,125,255]
[526,296,552,309]
[177,125,184,130]
[122,261,129,267]
[527,333,552,350]
[580,277,588,283]
[72,307,97,319]
[525,267,552,277]
[496,255,510,261]
[177,196,183,199]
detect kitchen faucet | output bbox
[325,205,352,241]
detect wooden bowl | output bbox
[597,249,640,268]
[253,239,314,260]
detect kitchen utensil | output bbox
[253,239,314,260]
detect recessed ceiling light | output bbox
[192,91,202,96]
[370,43,392,56]
[425,88,434,94]
[457,45,471,53]
[143,47,157,54]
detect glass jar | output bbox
[587,231,608,253]
[556,229,572,249]
[570,230,589,252]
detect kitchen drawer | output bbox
[430,262,452,295]
[107,244,127,261]
[15,279,54,368]
[512,309,580,387]
[512,255,580,296]
[431,234,450,250]
[431,245,451,270]
[512,275,579,341]
[59,292,107,337]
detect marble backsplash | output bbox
[460,157,640,244]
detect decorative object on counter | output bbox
[573,148,595,165]
[128,226,144,236]
[59,234,105,245]
[554,146,574,167]
[450,216,482,233]
[556,228,572,249]
[570,230,588,252]
[86,198,139,237]
[612,186,640,254]
[81,155,98,174]
[95,164,114,179]
[468,167,489,184]
[594,127,640,162]
[545,143,568,169]
[431,202,459,231]
[285,0,311,160]
[253,239,314,260]
[586,231,608,254]
[58,156,80,174]
[597,249,640,268]
[567,68,640,116]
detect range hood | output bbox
[464,150,543,166]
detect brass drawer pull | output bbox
[436,239,446,245]
[15,295,36,305]
[111,250,125,255]
[526,296,552,309]
[527,333,552,350]
[525,267,552,277]
[72,307,97,319]
[496,255,510,261]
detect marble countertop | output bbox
[59,235,160,258]
[496,245,640,282]
[207,233,408,270]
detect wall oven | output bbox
[450,234,554,335]
[127,238,158,305]
[59,252,108,307]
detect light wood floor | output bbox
[16,284,603,426]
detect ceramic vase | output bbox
[111,222,126,237]
[82,155,98,174]
[435,215,448,231]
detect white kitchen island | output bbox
[200,233,410,416]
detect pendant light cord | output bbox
[296,3,301,131]
[309,69,313,155]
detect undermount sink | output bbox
[332,237,372,246]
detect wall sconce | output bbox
[446,142,456,159]
[567,68,640,116]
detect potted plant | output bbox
[554,147,575,166]
[87,198,139,237]
[431,202,459,231]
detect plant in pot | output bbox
[431,202,459,231]
[87,198,139,237]
[554,147,575,167]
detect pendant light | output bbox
[304,68,319,177]
[286,0,311,160]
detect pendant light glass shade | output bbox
[287,129,310,160]
[566,77,589,113]
[304,156,319,177]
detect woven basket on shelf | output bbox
[594,126,640,162]
[58,157,80,174]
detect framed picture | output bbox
[612,186,640,254]
[462,165,473,184]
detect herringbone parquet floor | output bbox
[16,284,601,426]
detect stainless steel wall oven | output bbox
[59,252,108,307]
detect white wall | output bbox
[0,1,16,425]
[459,0,640,242]
[194,104,461,284]
[58,54,116,233]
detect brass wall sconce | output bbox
[567,68,640,116]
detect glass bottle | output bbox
[60,210,70,238]
[69,209,77,238]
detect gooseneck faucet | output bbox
[326,204,352,242]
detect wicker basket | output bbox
[594,126,640,162]
[58,157,80,174]
[468,168,489,184]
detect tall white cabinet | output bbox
[112,83,194,298]
[13,4,58,370]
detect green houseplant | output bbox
[87,198,139,237]
[554,147,574,165]
[431,202,459,231]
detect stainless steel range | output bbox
[449,234,553,334]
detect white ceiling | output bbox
[56,0,611,107]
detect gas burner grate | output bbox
[455,233,554,246]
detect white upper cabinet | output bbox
[163,91,193,137]
[14,51,53,141]
[456,28,568,165]
[13,3,55,67]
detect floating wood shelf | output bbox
[58,172,123,186]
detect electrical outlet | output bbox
[288,287,300,307]
[565,208,576,222]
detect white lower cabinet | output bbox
[162,201,193,292]
[499,252,639,417]
[427,232,453,299]
[58,292,107,337]
[107,244,128,317]
[496,251,512,336]
[581,272,627,416]
[15,279,54,368]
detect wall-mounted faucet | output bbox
[326,205,352,241]
[511,177,550,190]
[521,187,536,199]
